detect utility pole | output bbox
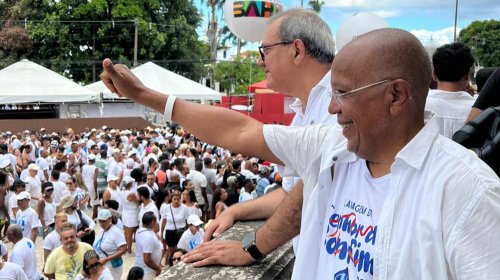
[92,32,96,82]
[134,18,138,67]
[453,0,459,42]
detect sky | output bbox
[196,0,500,55]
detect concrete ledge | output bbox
[158,220,295,279]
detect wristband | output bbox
[163,95,177,124]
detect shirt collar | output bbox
[394,116,440,170]
[288,71,332,117]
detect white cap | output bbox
[122,176,135,185]
[28,163,39,171]
[0,158,10,169]
[125,158,135,167]
[97,209,112,220]
[127,150,137,157]
[88,154,96,161]
[16,191,31,200]
[107,175,119,182]
[187,215,204,226]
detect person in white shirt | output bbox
[93,209,126,279]
[0,240,7,261]
[102,175,122,213]
[425,42,476,138]
[177,215,205,252]
[0,261,29,280]
[137,187,159,229]
[49,170,66,207]
[24,163,42,208]
[101,27,500,279]
[6,224,39,280]
[134,212,163,279]
[82,154,99,219]
[186,160,208,215]
[14,191,40,244]
[43,212,67,262]
[36,148,50,182]
[107,149,124,185]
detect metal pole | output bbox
[134,18,138,66]
[453,0,459,42]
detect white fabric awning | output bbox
[0,59,99,104]
[86,61,221,101]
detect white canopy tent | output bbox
[85,61,221,101]
[0,59,99,104]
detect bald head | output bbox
[337,28,431,109]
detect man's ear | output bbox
[388,80,411,115]
[293,39,306,65]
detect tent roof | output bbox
[86,62,221,101]
[247,80,268,93]
[0,59,99,104]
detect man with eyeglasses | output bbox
[209,7,336,251]
[100,27,500,279]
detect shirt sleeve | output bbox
[81,211,96,230]
[263,124,342,178]
[448,187,500,279]
[142,233,156,253]
[44,251,57,274]
[473,68,500,110]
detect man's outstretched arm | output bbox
[100,59,281,165]
[182,183,303,266]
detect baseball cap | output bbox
[122,176,135,185]
[50,140,58,147]
[88,154,96,161]
[259,166,270,175]
[40,128,46,132]
[0,158,10,169]
[97,209,112,220]
[107,175,119,182]
[16,191,31,200]
[187,215,204,226]
[127,150,137,157]
[28,163,39,171]
[125,158,135,167]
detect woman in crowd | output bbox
[37,182,56,237]
[168,248,187,266]
[135,212,163,280]
[60,194,95,244]
[181,188,201,218]
[93,209,127,279]
[8,179,25,227]
[62,176,89,208]
[102,175,121,213]
[76,249,113,280]
[119,176,139,254]
[212,187,228,219]
[160,189,189,262]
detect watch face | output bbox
[242,231,254,250]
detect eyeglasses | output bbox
[86,262,100,270]
[171,257,181,262]
[258,41,293,62]
[45,189,54,192]
[329,79,393,107]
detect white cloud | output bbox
[410,26,459,47]
[371,10,400,18]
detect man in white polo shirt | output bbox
[14,191,40,244]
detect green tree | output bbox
[214,51,265,95]
[0,0,210,83]
[459,19,500,67]
[308,0,324,13]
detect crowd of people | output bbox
[0,124,283,279]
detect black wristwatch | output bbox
[242,231,265,261]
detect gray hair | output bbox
[7,224,22,239]
[268,9,335,64]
